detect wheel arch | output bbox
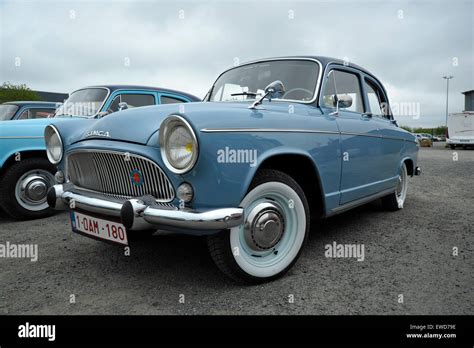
[0,150,48,177]
[245,150,326,220]
[401,156,414,176]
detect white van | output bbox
[447,112,474,149]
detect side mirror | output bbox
[97,111,109,118]
[264,80,286,100]
[331,94,352,109]
[118,102,129,111]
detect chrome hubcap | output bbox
[244,202,285,251]
[22,175,48,202]
[15,170,55,211]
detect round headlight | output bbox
[44,125,63,164]
[159,115,198,174]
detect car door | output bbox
[320,66,383,204]
[362,76,402,187]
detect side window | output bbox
[17,109,30,120]
[161,95,186,104]
[107,96,120,113]
[107,93,155,113]
[322,70,364,113]
[365,79,389,119]
[29,108,55,119]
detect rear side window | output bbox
[322,70,364,113]
[107,93,155,113]
[365,79,389,118]
[18,108,55,120]
[161,95,186,104]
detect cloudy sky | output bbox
[1,0,472,127]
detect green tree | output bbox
[399,125,412,132]
[0,82,40,103]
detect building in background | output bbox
[33,90,69,103]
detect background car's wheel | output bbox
[207,169,309,284]
[381,162,408,211]
[0,158,56,220]
[450,145,456,149]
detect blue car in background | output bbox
[46,56,421,283]
[0,101,58,121]
[0,85,199,220]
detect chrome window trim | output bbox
[56,86,111,118]
[65,148,175,203]
[209,57,324,105]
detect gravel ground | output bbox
[0,142,472,315]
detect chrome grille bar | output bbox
[67,150,175,202]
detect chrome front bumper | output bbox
[47,184,244,232]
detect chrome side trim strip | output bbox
[341,132,382,138]
[200,128,339,134]
[327,188,395,217]
[0,136,44,139]
[200,128,407,142]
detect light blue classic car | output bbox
[46,56,421,283]
[0,85,199,220]
[0,101,58,121]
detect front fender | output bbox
[182,130,341,211]
[0,139,46,168]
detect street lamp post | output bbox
[443,75,453,127]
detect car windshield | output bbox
[0,104,19,120]
[209,60,320,102]
[55,88,108,117]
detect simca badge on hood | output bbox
[85,130,110,138]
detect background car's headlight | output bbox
[44,125,63,164]
[159,115,198,174]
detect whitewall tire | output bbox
[207,169,309,284]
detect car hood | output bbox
[75,101,315,145]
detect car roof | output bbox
[78,85,201,101]
[3,101,58,107]
[235,55,379,81]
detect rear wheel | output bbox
[381,162,408,211]
[450,145,456,150]
[0,158,56,220]
[207,169,309,284]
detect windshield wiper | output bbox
[230,92,259,97]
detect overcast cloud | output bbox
[1,0,472,127]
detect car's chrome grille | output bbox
[67,151,175,202]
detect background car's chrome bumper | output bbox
[47,184,244,231]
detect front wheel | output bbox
[381,162,408,211]
[0,158,56,220]
[207,169,309,284]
